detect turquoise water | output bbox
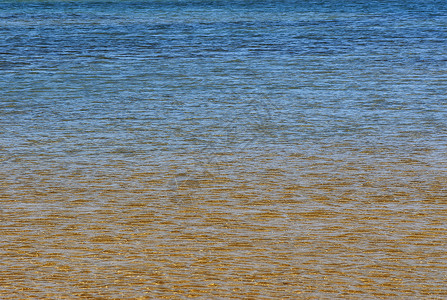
[1,0,447,298]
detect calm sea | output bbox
[1,0,447,298]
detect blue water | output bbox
[1,0,447,298]
[2,0,446,158]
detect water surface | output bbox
[1,0,447,298]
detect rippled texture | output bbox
[1,0,447,298]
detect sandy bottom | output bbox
[1,150,446,298]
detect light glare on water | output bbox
[1,0,447,298]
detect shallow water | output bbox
[1,0,447,298]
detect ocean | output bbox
[1,0,447,298]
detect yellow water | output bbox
[1,149,446,299]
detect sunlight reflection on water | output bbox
[1,0,447,298]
